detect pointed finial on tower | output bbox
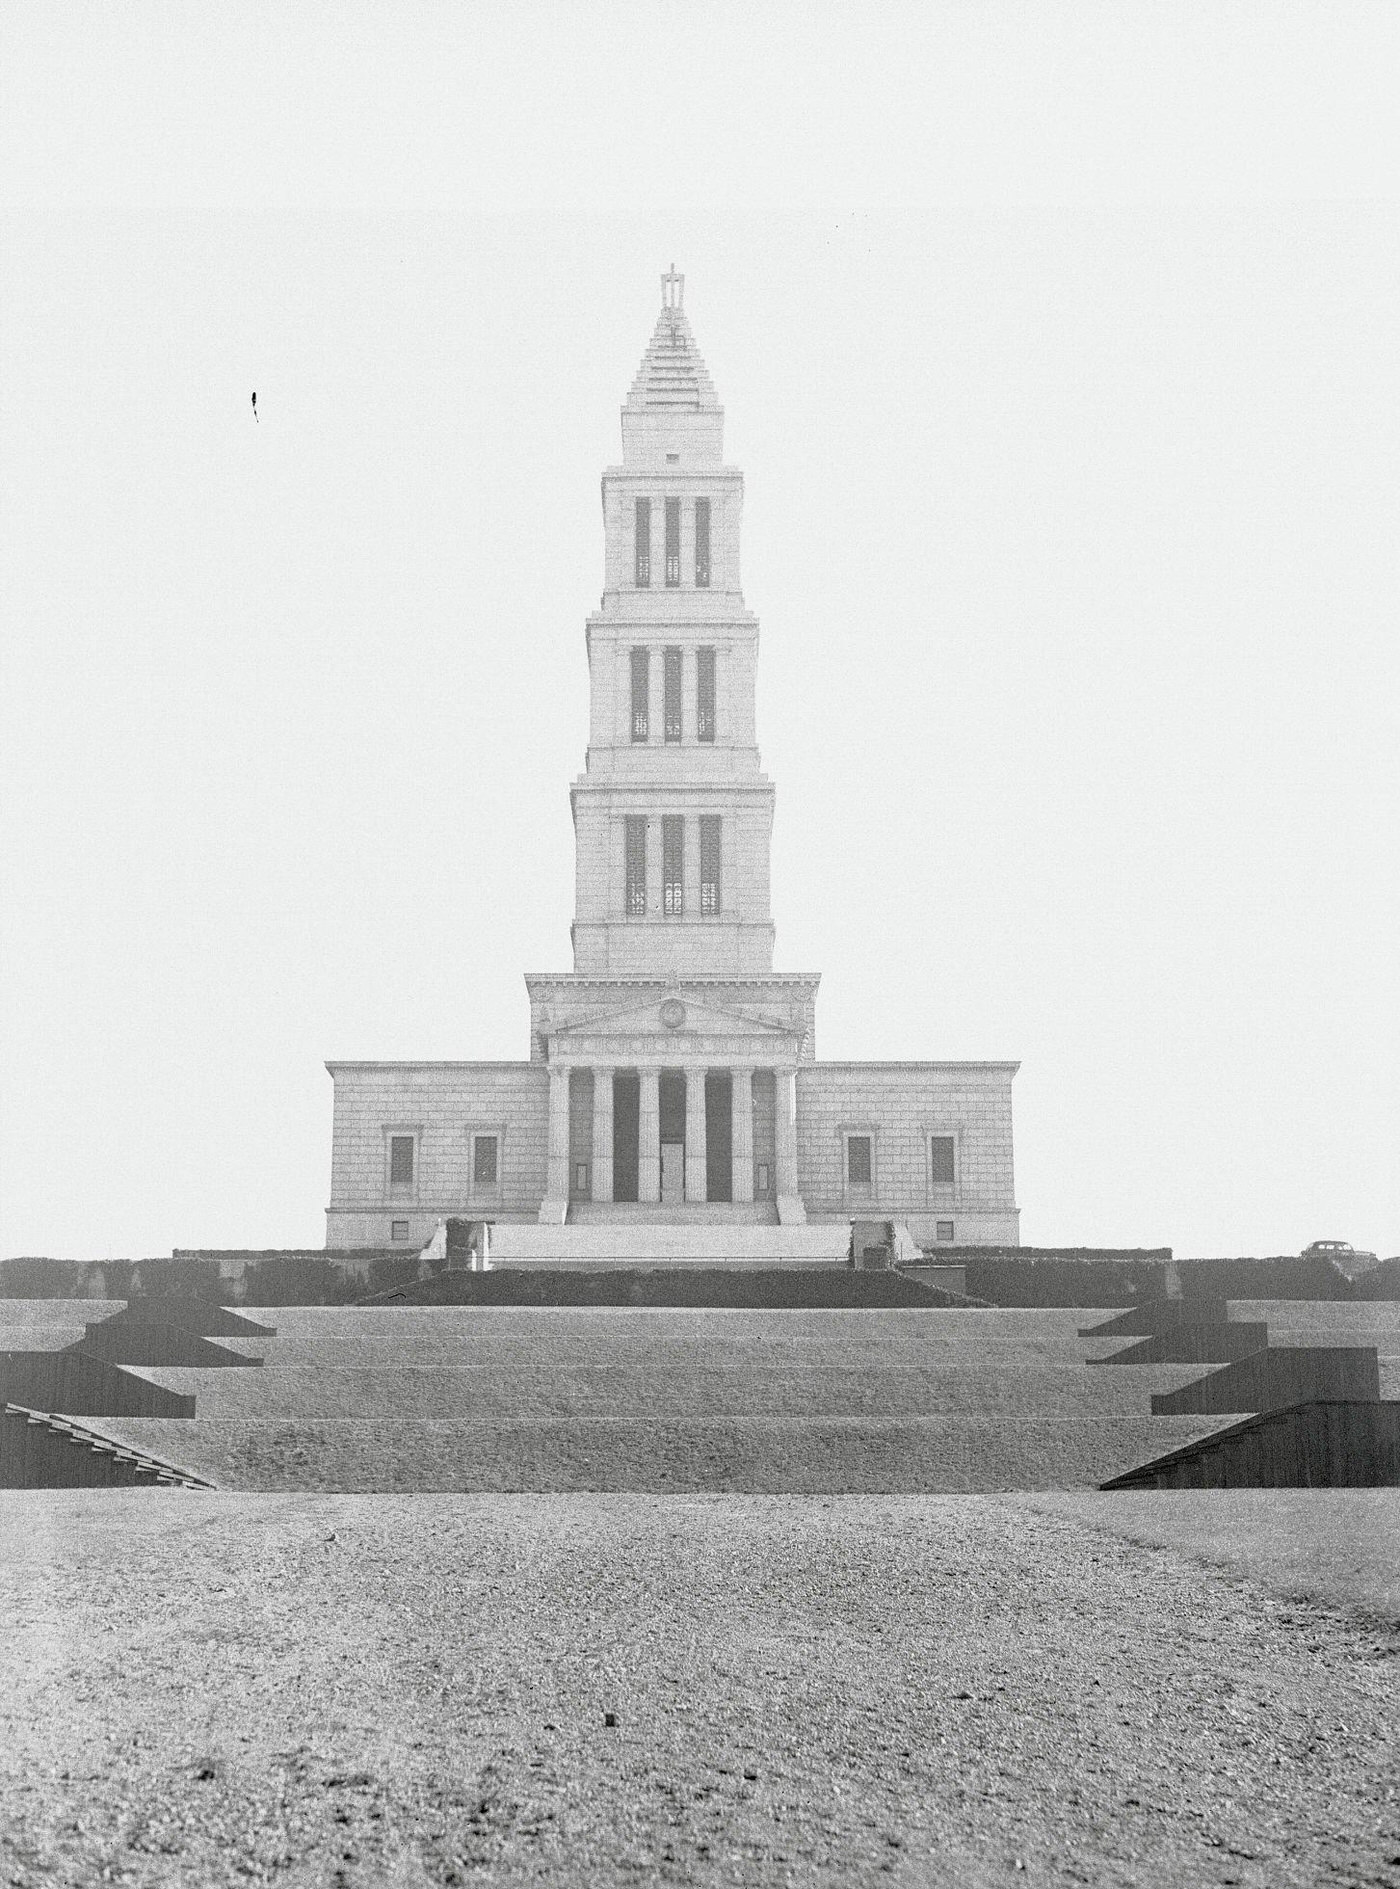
[661,264,684,310]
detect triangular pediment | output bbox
[551,991,794,1045]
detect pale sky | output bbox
[2,4,1397,1261]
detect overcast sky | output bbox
[2,4,1397,1260]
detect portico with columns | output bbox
[530,978,814,1224]
[323,273,1021,1255]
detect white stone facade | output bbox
[325,273,1020,1252]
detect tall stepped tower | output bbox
[527,268,819,1225]
[570,269,775,978]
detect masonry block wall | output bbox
[796,1063,1019,1245]
[326,1063,548,1248]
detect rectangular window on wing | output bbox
[695,498,711,587]
[473,1134,499,1186]
[625,816,648,916]
[635,498,651,586]
[696,646,716,743]
[700,815,721,915]
[665,497,680,586]
[846,1135,872,1187]
[664,647,683,742]
[389,1135,415,1186]
[663,815,684,916]
[630,647,649,742]
[930,1135,955,1186]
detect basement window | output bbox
[390,1219,411,1242]
[936,1221,955,1243]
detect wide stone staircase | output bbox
[80,1304,1230,1494]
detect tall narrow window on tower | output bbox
[663,647,683,742]
[663,816,684,915]
[625,816,647,916]
[694,498,711,588]
[700,816,722,914]
[634,498,650,587]
[630,647,649,742]
[696,647,716,743]
[665,497,680,587]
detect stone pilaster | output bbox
[774,1066,805,1224]
[539,1064,571,1223]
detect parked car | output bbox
[1302,1239,1378,1276]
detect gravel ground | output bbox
[2,1492,1396,1889]
[1025,1491,1400,1620]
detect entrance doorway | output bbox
[660,1141,684,1202]
[658,1070,687,1204]
[612,1072,640,1203]
[705,1070,733,1202]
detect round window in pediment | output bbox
[659,998,686,1031]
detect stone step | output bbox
[488,1224,851,1268]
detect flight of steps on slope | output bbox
[1082,1297,1395,1488]
[2,1402,213,1489]
[105,1307,1225,1495]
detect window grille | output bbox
[930,1136,955,1186]
[665,497,680,586]
[696,647,716,743]
[391,1219,411,1241]
[630,647,649,742]
[634,498,651,586]
[625,816,647,916]
[389,1135,415,1186]
[700,815,721,915]
[473,1134,498,1185]
[664,647,683,742]
[847,1135,872,1186]
[695,498,711,587]
[663,815,684,916]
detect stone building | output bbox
[325,273,1019,1257]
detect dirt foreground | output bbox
[1,1492,1396,1888]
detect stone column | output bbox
[773,1066,806,1224]
[638,1067,661,1204]
[591,1065,614,1204]
[539,1063,571,1223]
[685,1066,708,1203]
[731,1068,754,1202]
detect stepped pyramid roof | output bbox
[625,290,719,414]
